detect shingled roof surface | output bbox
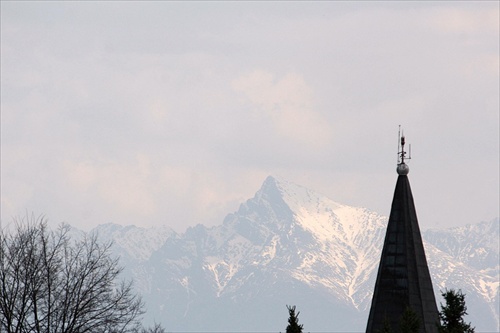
[366,175,439,333]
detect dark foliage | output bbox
[286,305,303,333]
[376,317,393,333]
[400,306,420,333]
[438,289,475,333]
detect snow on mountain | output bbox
[91,223,176,261]
[84,223,176,295]
[262,176,387,309]
[424,240,499,329]
[95,176,499,332]
[424,218,499,276]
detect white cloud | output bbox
[1,1,498,231]
[62,154,157,216]
[428,7,499,35]
[232,70,332,150]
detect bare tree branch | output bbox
[0,215,145,333]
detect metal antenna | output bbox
[397,126,411,175]
[397,125,401,164]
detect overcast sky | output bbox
[1,1,498,232]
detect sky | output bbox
[1,1,498,233]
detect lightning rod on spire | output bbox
[397,126,411,175]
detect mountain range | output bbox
[87,176,499,332]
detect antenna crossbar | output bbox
[397,126,411,175]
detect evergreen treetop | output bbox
[400,306,420,333]
[286,305,303,333]
[438,289,475,333]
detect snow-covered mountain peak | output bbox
[87,176,498,332]
[424,218,499,275]
[91,222,125,235]
[92,223,176,261]
[254,176,386,245]
[257,176,339,208]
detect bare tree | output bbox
[134,322,168,333]
[0,214,144,333]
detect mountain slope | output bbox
[424,218,499,276]
[96,176,499,332]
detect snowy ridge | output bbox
[94,176,499,332]
[424,218,499,276]
[264,176,388,308]
[92,223,175,261]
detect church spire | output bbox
[366,130,439,333]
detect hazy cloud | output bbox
[232,70,331,150]
[1,1,498,232]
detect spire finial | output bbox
[397,125,411,175]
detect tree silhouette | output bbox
[400,306,420,333]
[438,289,475,333]
[0,215,144,333]
[134,322,167,333]
[286,305,303,333]
[376,317,392,333]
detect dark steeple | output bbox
[366,132,439,333]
